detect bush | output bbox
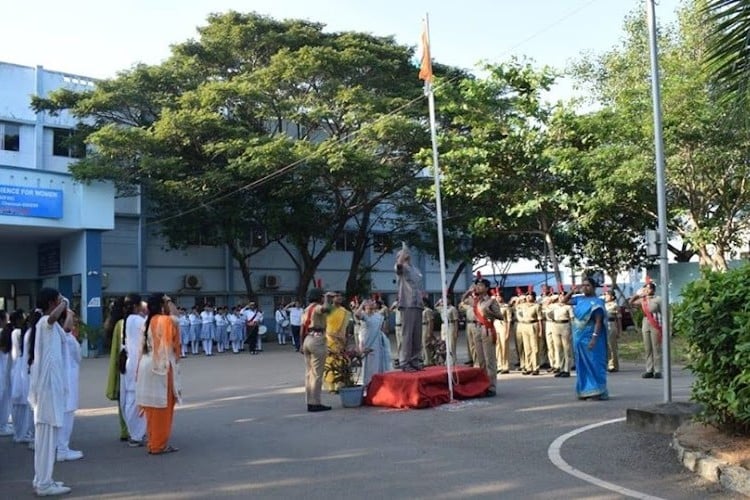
[673,264,750,435]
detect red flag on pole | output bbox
[419,19,433,83]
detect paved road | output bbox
[0,341,741,499]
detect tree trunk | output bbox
[697,245,713,270]
[711,246,729,271]
[228,240,254,301]
[668,243,694,263]
[543,230,564,287]
[345,210,371,299]
[448,261,467,295]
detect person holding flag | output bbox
[629,280,663,379]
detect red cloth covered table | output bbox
[364,365,490,409]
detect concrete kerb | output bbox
[671,429,750,497]
[625,402,702,434]
[626,402,750,497]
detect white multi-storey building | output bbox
[0,61,470,332]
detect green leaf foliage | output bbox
[673,263,750,434]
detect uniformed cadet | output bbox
[629,282,662,379]
[550,293,573,378]
[517,291,543,375]
[421,298,436,366]
[493,293,512,374]
[301,288,332,412]
[463,279,501,396]
[541,290,557,372]
[459,297,477,366]
[390,301,402,368]
[436,297,459,364]
[509,296,524,372]
[604,290,622,372]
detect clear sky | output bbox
[4,0,681,87]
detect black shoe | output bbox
[464,360,474,366]
[484,389,497,397]
[522,371,531,376]
[608,368,618,373]
[307,404,332,412]
[653,372,662,379]
[531,370,540,376]
[500,370,510,374]
[559,372,570,378]
[642,371,654,379]
[554,372,563,378]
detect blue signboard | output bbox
[0,184,63,219]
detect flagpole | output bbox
[422,14,454,402]
[646,0,671,403]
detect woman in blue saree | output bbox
[562,277,608,400]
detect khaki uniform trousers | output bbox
[493,319,510,372]
[442,323,458,364]
[513,321,524,370]
[642,320,661,374]
[550,322,572,373]
[519,322,540,372]
[394,311,403,359]
[465,322,478,364]
[607,320,619,371]
[472,326,497,391]
[544,320,555,369]
[422,321,436,366]
[303,334,327,405]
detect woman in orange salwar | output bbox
[136,293,182,455]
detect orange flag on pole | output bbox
[419,19,433,83]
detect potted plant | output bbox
[77,322,103,358]
[324,347,371,407]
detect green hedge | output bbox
[673,264,750,434]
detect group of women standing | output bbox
[0,288,83,496]
[105,292,182,456]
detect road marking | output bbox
[548,417,666,500]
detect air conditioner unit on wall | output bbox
[264,274,280,289]
[184,274,202,289]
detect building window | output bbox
[251,228,267,248]
[1,122,19,151]
[52,128,85,158]
[334,231,358,252]
[373,233,394,253]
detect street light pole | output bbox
[646,0,672,403]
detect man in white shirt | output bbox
[286,301,304,352]
[241,302,263,354]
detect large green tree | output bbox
[432,60,576,286]
[34,12,432,300]
[573,2,750,271]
